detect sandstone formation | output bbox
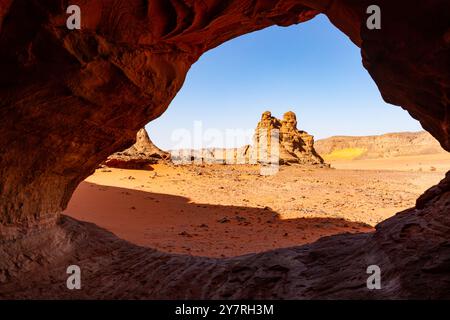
[171,111,325,166]
[0,0,449,299]
[253,111,325,165]
[315,131,447,160]
[105,128,170,169]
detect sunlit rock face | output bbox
[169,110,326,166]
[0,0,449,299]
[252,111,325,165]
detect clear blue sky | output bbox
[147,14,422,150]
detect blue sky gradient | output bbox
[147,14,422,150]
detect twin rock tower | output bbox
[254,111,325,166]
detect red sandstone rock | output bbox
[0,0,449,299]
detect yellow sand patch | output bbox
[323,148,367,161]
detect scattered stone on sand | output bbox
[64,156,448,258]
[178,231,193,237]
[218,217,231,224]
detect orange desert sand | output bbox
[64,153,450,258]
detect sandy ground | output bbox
[64,154,448,258]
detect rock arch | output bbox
[0,0,449,298]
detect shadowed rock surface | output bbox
[105,128,170,169]
[0,0,449,299]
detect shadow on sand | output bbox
[65,181,374,258]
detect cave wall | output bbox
[0,0,449,237]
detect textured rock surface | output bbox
[105,128,170,169]
[0,0,449,299]
[253,111,325,165]
[171,111,325,166]
[315,131,447,160]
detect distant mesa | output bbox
[315,131,447,161]
[105,128,170,169]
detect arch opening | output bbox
[64,17,449,258]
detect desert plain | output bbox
[65,152,450,258]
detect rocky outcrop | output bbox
[171,111,327,166]
[315,131,447,160]
[0,0,449,299]
[105,128,170,169]
[171,111,325,166]
[252,111,325,165]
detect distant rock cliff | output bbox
[315,131,446,161]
